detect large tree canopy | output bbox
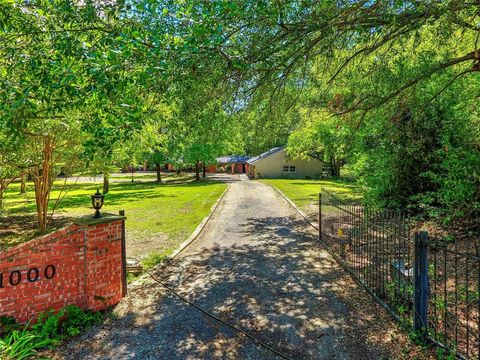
[0,0,479,229]
[200,0,480,106]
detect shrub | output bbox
[356,80,480,229]
[32,305,103,341]
[0,305,104,358]
[61,305,103,338]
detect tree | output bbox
[153,1,478,125]
[0,1,169,228]
[126,115,171,184]
[355,69,480,221]
[164,61,244,180]
[26,119,84,230]
[287,109,352,177]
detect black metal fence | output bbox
[319,189,480,359]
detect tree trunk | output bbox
[329,157,342,177]
[32,136,55,231]
[20,175,26,194]
[155,162,162,183]
[103,173,110,193]
[335,162,341,177]
[195,160,200,181]
[202,162,206,178]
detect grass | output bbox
[260,178,360,218]
[1,173,227,264]
[109,173,193,182]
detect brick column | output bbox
[73,214,126,311]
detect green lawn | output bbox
[261,178,360,220]
[1,173,227,265]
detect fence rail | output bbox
[319,189,480,359]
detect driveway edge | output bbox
[130,183,231,283]
[263,181,319,229]
[159,184,230,269]
[166,183,231,261]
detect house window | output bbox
[283,165,296,173]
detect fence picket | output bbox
[319,189,478,359]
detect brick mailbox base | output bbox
[0,213,127,323]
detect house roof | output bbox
[216,155,250,164]
[247,147,284,165]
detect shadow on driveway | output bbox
[59,215,411,360]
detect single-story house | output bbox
[247,147,323,179]
[216,155,251,173]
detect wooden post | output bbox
[319,192,322,241]
[119,210,128,297]
[414,231,429,333]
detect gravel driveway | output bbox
[58,178,421,359]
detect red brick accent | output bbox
[205,164,217,173]
[0,218,126,323]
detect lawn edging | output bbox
[263,181,319,229]
[164,183,230,261]
[134,183,230,277]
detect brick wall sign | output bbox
[0,213,127,323]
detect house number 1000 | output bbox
[0,265,56,288]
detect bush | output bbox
[32,305,103,341]
[0,305,104,359]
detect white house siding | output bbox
[251,148,322,179]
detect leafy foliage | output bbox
[0,305,104,359]
[351,61,480,225]
[32,305,103,340]
[287,109,352,177]
[0,0,479,229]
[0,326,54,360]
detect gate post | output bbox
[413,231,429,333]
[319,192,322,241]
